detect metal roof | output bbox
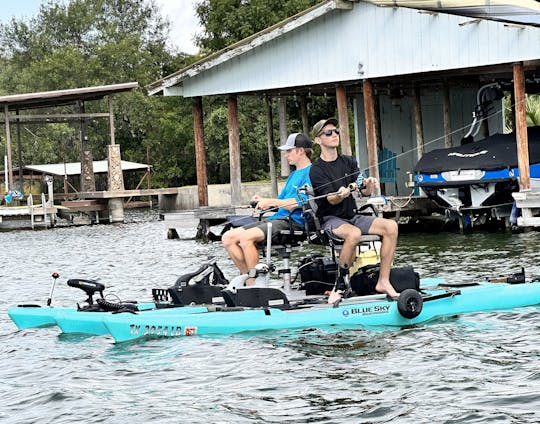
[147,0,540,98]
[11,160,150,177]
[0,82,139,111]
[373,1,540,26]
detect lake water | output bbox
[1,211,539,423]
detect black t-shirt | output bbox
[309,155,359,219]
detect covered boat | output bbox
[414,127,540,228]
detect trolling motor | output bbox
[66,278,105,308]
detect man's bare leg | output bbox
[369,218,399,297]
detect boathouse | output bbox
[148,0,540,226]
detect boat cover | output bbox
[415,127,540,174]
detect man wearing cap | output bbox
[222,133,313,285]
[310,118,399,300]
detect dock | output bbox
[163,206,256,241]
[0,204,57,230]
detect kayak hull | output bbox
[102,282,540,342]
[54,305,210,335]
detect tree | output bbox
[0,0,196,187]
[195,0,321,53]
[194,0,333,182]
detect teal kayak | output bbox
[102,281,540,343]
[8,302,156,331]
[8,304,214,335]
[8,260,228,335]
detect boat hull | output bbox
[6,302,196,334]
[102,282,540,342]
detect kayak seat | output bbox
[152,259,229,306]
[299,190,381,262]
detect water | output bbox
[1,211,539,423]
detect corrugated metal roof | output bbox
[12,160,150,176]
[0,82,139,111]
[371,1,540,26]
[147,0,540,97]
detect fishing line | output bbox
[223,93,527,229]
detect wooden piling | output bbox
[228,94,242,205]
[193,96,208,207]
[513,62,530,191]
[336,84,352,156]
[363,79,380,194]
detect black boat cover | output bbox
[415,127,540,174]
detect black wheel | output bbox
[397,289,423,319]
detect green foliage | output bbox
[195,0,321,53]
[526,95,540,127]
[0,0,332,191]
[504,94,540,132]
[0,0,194,188]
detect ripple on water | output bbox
[1,214,539,423]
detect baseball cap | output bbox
[278,133,312,150]
[312,118,338,137]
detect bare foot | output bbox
[327,289,343,304]
[244,277,255,286]
[375,280,399,298]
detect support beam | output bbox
[228,94,242,205]
[192,96,208,206]
[16,111,23,191]
[81,150,96,192]
[413,83,425,161]
[4,104,13,191]
[278,97,289,177]
[442,81,452,148]
[513,62,530,191]
[300,95,309,135]
[336,84,352,156]
[362,79,380,195]
[265,96,278,197]
[108,95,116,145]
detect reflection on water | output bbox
[0,210,539,423]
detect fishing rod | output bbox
[228,180,366,225]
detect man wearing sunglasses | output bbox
[222,133,313,286]
[310,118,399,301]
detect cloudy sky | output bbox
[0,0,201,54]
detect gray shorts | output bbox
[321,215,376,235]
[243,219,302,240]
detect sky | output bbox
[0,0,201,54]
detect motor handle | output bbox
[67,279,105,305]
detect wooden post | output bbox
[278,97,289,177]
[265,95,278,197]
[108,95,115,145]
[442,81,452,148]
[513,62,530,191]
[363,79,380,195]
[16,111,23,191]
[192,96,208,207]
[228,94,242,205]
[300,95,309,135]
[336,84,352,156]
[4,104,13,191]
[413,83,425,161]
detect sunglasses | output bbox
[319,128,340,136]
